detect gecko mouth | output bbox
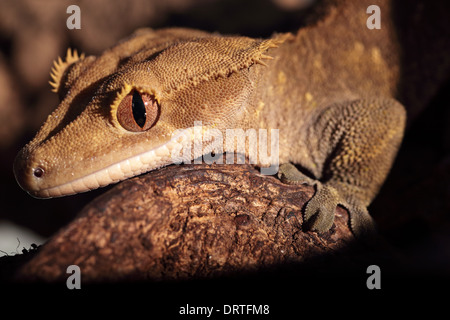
[15,128,196,199]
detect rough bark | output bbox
[16,160,355,282]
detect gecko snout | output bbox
[13,147,47,198]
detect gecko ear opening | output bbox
[49,48,85,94]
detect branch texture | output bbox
[17,161,354,282]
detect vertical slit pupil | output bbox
[132,91,146,128]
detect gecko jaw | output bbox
[20,128,196,199]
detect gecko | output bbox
[13,0,411,238]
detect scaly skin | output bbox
[14,0,409,237]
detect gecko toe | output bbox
[278,163,315,185]
[303,184,339,233]
[348,205,377,239]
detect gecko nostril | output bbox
[33,167,44,178]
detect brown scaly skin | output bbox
[14,0,416,238]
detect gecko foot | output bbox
[278,163,338,233]
[278,163,377,237]
[303,183,340,232]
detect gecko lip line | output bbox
[28,124,280,198]
[28,128,194,198]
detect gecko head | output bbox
[14,28,283,198]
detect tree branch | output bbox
[17,160,354,282]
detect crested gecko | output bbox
[14,0,409,237]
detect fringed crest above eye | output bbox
[49,48,85,93]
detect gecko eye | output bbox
[117,91,159,132]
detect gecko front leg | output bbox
[278,98,406,238]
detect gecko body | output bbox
[14,0,409,236]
